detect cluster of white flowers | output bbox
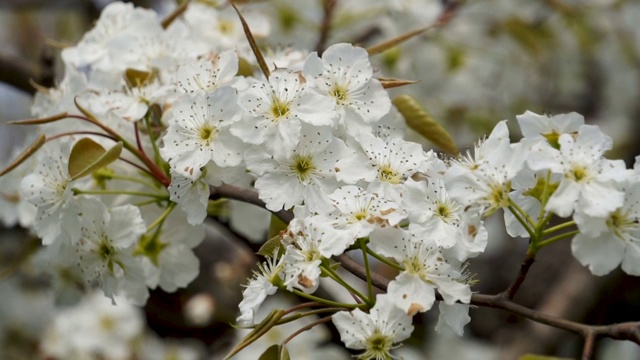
[1,1,639,359]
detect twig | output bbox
[314,0,337,54]
[501,248,536,300]
[582,331,596,360]
[209,184,293,224]
[207,185,640,353]
[0,52,39,94]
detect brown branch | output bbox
[336,252,640,348]
[314,0,337,54]
[209,184,640,354]
[501,248,537,300]
[0,52,39,94]
[582,331,596,360]
[208,184,294,224]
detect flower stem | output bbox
[321,266,372,306]
[290,289,364,309]
[542,221,576,236]
[365,247,404,271]
[147,202,176,231]
[72,188,168,200]
[536,230,580,249]
[508,200,537,239]
[360,239,374,302]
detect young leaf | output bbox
[225,309,285,360]
[258,234,284,257]
[377,77,419,89]
[7,112,68,126]
[161,0,190,29]
[366,26,430,55]
[68,138,123,181]
[231,2,271,79]
[0,134,46,177]
[392,94,459,156]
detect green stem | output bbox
[73,188,168,200]
[278,307,345,325]
[147,202,176,231]
[360,240,374,301]
[536,230,580,249]
[68,113,170,186]
[542,221,576,236]
[366,247,405,271]
[508,201,537,239]
[537,170,553,223]
[133,199,163,207]
[105,174,159,190]
[290,289,363,309]
[321,266,372,306]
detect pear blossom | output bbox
[0,145,36,228]
[332,294,414,360]
[446,121,527,214]
[302,43,391,137]
[61,1,162,71]
[516,110,584,149]
[435,303,471,336]
[325,185,406,239]
[41,291,144,360]
[74,197,148,305]
[402,178,464,249]
[571,177,640,276]
[20,146,82,246]
[335,132,429,202]
[528,124,626,218]
[282,216,354,293]
[137,206,204,292]
[370,227,472,315]
[245,126,351,213]
[160,86,245,179]
[174,49,239,95]
[237,252,284,326]
[232,69,337,158]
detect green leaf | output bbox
[268,214,288,239]
[160,0,190,29]
[366,25,430,55]
[231,3,270,79]
[224,309,285,359]
[7,112,68,126]
[258,344,279,360]
[258,234,284,257]
[392,94,459,155]
[0,134,46,177]
[237,56,254,77]
[68,138,123,181]
[124,68,158,88]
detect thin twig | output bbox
[207,185,640,351]
[501,249,536,300]
[582,331,596,360]
[209,184,294,224]
[314,0,337,54]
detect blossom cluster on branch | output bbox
[1,1,639,359]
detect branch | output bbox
[501,248,536,299]
[314,0,337,54]
[208,184,640,354]
[336,252,640,351]
[209,184,293,224]
[0,52,39,94]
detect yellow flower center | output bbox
[290,154,316,181]
[270,97,290,121]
